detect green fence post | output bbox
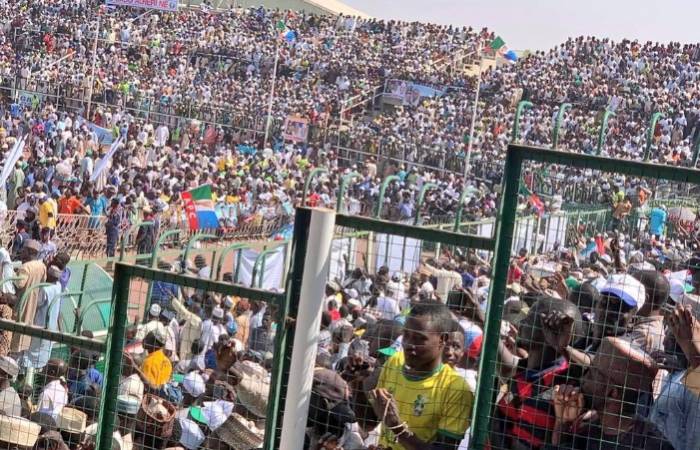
[74,263,91,334]
[551,102,571,149]
[96,263,130,450]
[454,187,477,232]
[119,221,153,263]
[151,229,182,269]
[336,171,361,212]
[17,283,55,320]
[511,100,533,143]
[597,109,615,155]
[181,233,217,270]
[471,147,523,449]
[252,245,285,288]
[414,182,438,226]
[264,208,312,450]
[644,112,664,161]
[215,243,249,280]
[374,175,400,218]
[301,167,328,206]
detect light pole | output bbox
[263,43,280,149]
[86,13,102,121]
[463,41,484,181]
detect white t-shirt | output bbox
[373,296,400,320]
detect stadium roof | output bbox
[226,0,369,17]
[302,0,370,17]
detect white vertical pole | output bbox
[463,41,484,181]
[279,208,336,450]
[86,14,101,121]
[263,43,280,149]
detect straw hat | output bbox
[57,408,86,434]
[232,361,269,418]
[0,415,41,447]
[214,413,264,450]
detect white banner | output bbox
[374,233,420,274]
[0,136,26,187]
[106,0,178,11]
[329,238,355,283]
[236,247,286,290]
[90,135,124,182]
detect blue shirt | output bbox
[649,208,667,236]
[86,196,107,217]
[650,370,700,450]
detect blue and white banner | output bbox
[384,79,445,106]
[90,135,124,182]
[106,0,178,12]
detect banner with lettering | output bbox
[106,0,178,12]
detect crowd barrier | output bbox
[0,210,285,262]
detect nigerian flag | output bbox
[490,36,506,51]
[182,184,219,230]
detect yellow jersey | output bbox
[38,201,56,229]
[377,352,473,449]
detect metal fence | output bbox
[301,145,700,450]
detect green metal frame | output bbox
[375,175,400,218]
[414,182,438,226]
[215,243,250,280]
[251,244,287,288]
[644,111,664,161]
[597,109,615,155]
[17,282,56,320]
[181,233,217,268]
[101,263,286,450]
[336,171,361,211]
[551,102,571,149]
[512,100,533,143]
[301,167,328,206]
[470,144,700,449]
[150,229,182,268]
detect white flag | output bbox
[0,135,26,187]
[90,135,124,182]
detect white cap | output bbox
[202,400,234,431]
[212,307,224,319]
[149,303,162,317]
[600,274,646,310]
[178,417,206,450]
[183,372,206,398]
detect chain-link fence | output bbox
[296,145,700,450]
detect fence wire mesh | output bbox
[300,146,700,450]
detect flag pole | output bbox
[463,40,484,182]
[263,41,280,150]
[86,13,102,121]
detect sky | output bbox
[342,0,700,51]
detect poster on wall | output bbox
[383,80,445,106]
[282,116,309,143]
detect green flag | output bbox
[490,36,505,50]
[276,20,286,31]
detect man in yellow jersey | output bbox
[371,302,473,449]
